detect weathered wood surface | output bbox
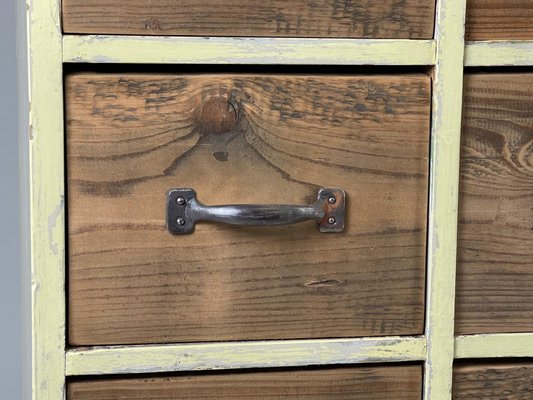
[455,73,533,335]
[466,0,533,40]
[453,362,533,399]
[68,365,423,399]
[62,0,435,39]
[66,72,430,345]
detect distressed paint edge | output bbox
[465,41,533,66]
[62,35,437,65]
[424,0,467,399]
[17,0,31,397]
[455,334,533,359]
[27,0,66,398]
[66,336,426,376]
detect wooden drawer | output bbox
[66,71,430,346]
[455,73,533,335]
[453,362,533,399]
[68,365,423,399]
[466,0,533,40]
[61,0,436,39]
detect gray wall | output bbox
[1,0,26,398]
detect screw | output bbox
[328,196,336,204]
[176,218,185,226]
[328,217,336,224]
[176,197,186,205]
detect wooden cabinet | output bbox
[27,0,533,398]
[61,0,436,39]
[66,72,430,345]
[68,365,423,399]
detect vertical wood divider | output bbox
[424,0,467,399]
[27,0,66,398]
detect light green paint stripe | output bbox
[28,0,66,398]
[63,35,437,65]
[465,41,533,66]
[455,334,533,359]
[424,0,467,399]
[66,337,426,376]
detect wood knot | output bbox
[197,97,237,135]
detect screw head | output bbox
[176,197,186,205]
[328,217,336,225]
[328,196,336,204]
[176,218,185,226]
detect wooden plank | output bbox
[68,364,423,399]
[455,333,533,358]
[66,72,431,346]
[424,0,467,398]
[455,73,533,335]
[27,0,66,398]
[62,0,435,39]
[62,36,438,66]
[466,0,533,40]
[65,337,426,376]
[453,362,533,399]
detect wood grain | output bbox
[66,72,430,345]
[466,0,533,40]
[68,365,423,399]
[61,0,435,39]
[455,73,533,335]
[453,362,533,399]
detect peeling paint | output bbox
[66,337,427,376]
[47,196,64,256]
[465,41,533,66]
[424,0,467,399]
[28,0,66,398]
[62,36,437,66]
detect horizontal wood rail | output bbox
[66,337,426,376]
[62,35,437,65]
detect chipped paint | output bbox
[62,35,438,66]
[47,197,63,256]
[455,334,533,359]
[66,337,427,376]
[28,0,66,398]
[465,41,533,66]
[424,0,467,399]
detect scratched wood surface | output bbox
[68,365,423,399]
[453,362,533,399]
[66,72,430,345]
[466,0,533,40]
[61,0,435,39]
[455,73,533,335]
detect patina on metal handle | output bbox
[167,188,345,234]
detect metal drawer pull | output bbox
[167,188,345,234]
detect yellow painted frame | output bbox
[27,0,66,399]
[28,0,533,399]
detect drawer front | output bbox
[455,73,533,335]
[68,365,423,399]
[466,0,533,40]
[62,0,435,39]
[66,72,430,345]
[453,362,533,399]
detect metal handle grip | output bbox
[167,188,345,234]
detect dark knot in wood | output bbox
[197,96,237,135]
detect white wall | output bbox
[0,0,26,398]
